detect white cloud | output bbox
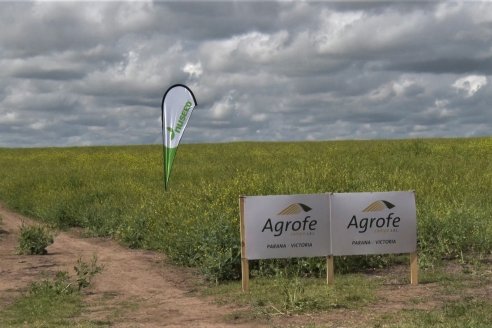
[368,76,420,102]
[183,62,203,79]
[0,112,17,124]
[314,7,426,55]
[210,92,237,120]
[425,99,454,118]
[200,30,290,72]
[251,113,268,123]
[314,9,364,53]
[434,2,463,21]
[238,31,289,62]
[452,75,488,97]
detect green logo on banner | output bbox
[167,127,176,141]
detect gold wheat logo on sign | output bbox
[362,200,395,212]
[278,203,312,215]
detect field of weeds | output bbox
[0,138,491,282]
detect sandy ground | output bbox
[0,204,262,328]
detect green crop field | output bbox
[0,138,491,282]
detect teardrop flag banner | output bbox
[161,84,197,190]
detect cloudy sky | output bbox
[1,1,491,147]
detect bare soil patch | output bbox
[0,204,262,327]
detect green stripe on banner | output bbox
[164,146,178,190]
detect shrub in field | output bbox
[116,211,151,249]
[74,255,104,291]
[418,206,492,266]
[29,271,74,296]
[17,224,54,255]
[200,237,241,282]
[28,256,103,294]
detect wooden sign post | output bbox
[239,197,250,292]
[410,252,419,285]
[326,255,335,285]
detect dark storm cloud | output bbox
[387,57,492,75]
[0,1,491,147]
[11,67,86,81]
[158,1,285,39]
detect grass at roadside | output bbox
[0,276,103,328]
[0,257,105,328]
[206,273,377,318]
[371,260,492,328]
[204,259,491,327]
[372,298,492,328]
[0,291,84,327]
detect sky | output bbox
[0,1,491,147]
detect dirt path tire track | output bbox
[0,204,262,327]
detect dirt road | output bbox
[0,204,261,327]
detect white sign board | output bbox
[330,192,417,256]
[243,194,330,260]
